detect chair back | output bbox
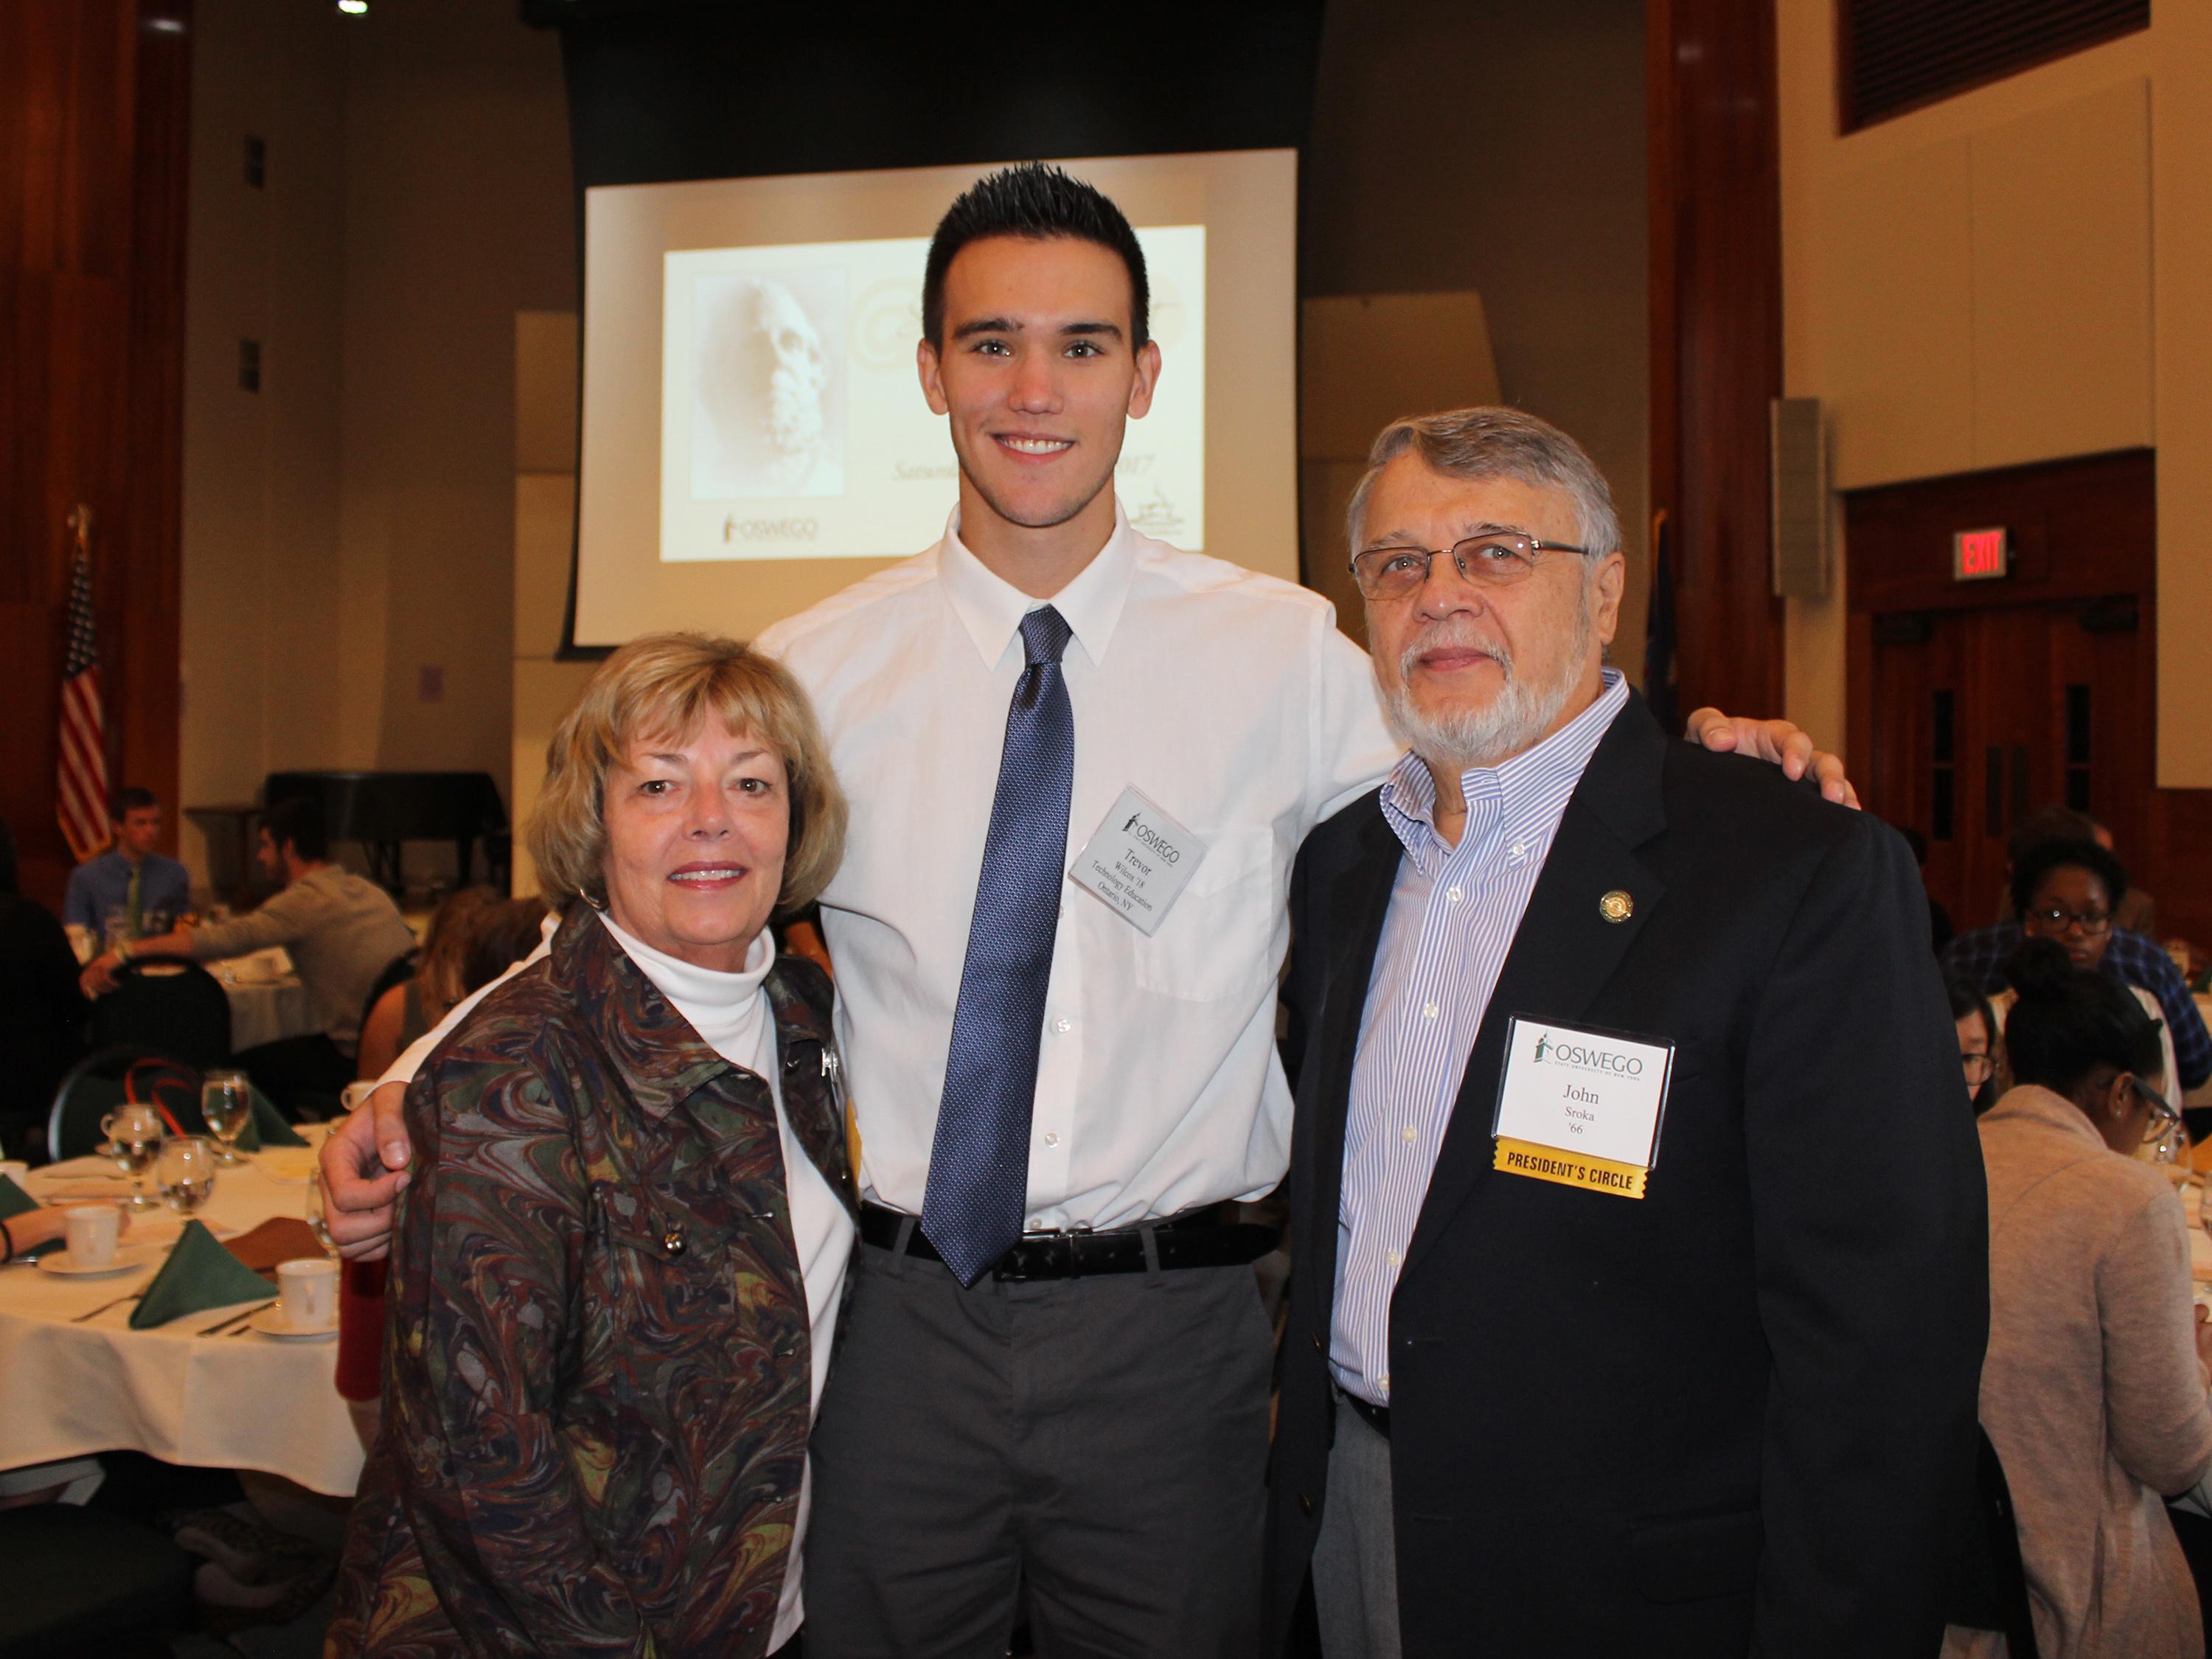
[90,954,232,1071]
[1944,1425,2042,1658]
[47,1048,203,1162]
[356,949,419,1053]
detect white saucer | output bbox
[37,1245,158,1279]
[249,1305,338,1340]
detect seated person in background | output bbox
[60,786,190,948]
[0,818,89,1158]
[457,896,551,1002]
[1950,973,2000,1115]
[354,887,495,1082]
[1992,806,2158,938]
[1946,835,2208,1093]
[1982,840,2182,1110]
[81,797,417,1109]
[1947,938,2212,1659]
[355,891,550,1081]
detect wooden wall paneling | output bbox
[1648,0,1787,724]
[0,1,191,910]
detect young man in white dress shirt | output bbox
[317,166,1844,1656]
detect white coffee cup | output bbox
[276,1257,338,1328]
[0,1160,29,1191]
[64,1205,121,1268]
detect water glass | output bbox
[156,1137,217,1217]
[100,1105,165,1212]
[201,1070,252,1165]
[104,906,134,951]
[306,1180,336,1258]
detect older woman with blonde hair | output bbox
[326,632,854,1658]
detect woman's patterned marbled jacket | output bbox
[326,903,855,1658]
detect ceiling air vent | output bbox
[1840,0,2147,133]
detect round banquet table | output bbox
[0,1137,364,1498]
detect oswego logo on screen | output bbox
[723,517,820,543]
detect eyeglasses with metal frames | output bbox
[2135,1075,2180,1142]
[1349,530,1595,601]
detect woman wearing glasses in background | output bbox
[1947,935,2212,1659]
[1985,838,2182,1112]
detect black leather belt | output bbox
[1341,1389,1391,1440]
[858,1200,1278,1281]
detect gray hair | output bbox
[1344,406,1623,562]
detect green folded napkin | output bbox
[129,1220,270,1328]
[0,1175,61,1261]
[0,1176,35,1221]
[232,1086,306,1152]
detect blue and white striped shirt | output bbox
[1331,669,1629,1405]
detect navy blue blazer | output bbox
[1265,689,1988,1658]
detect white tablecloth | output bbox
[0,1138,364,1497]
[223,977,318,1051]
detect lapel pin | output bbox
[1599,890,1633,923]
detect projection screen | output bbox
[571,148,1298,649]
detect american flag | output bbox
[58,540,111,863]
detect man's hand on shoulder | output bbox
[1686,707,1859,810]
[319,1082,411,1262]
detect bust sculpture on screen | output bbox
[692,273,845,499]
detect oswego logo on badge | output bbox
[1121,813,1182,863]
[1529,1031,1646,1077]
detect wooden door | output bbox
[1867,595,2152,933]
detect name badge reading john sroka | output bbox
[1066,786,1207,936]
[1491,1015,1676,1199]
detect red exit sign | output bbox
[1952,526,2009,582]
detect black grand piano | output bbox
[263,771,510,894]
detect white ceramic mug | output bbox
[64,1205,121,1267]
[277,1257,338,1328]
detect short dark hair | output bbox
[2008,804,2096,870]
[921,162,1150,349]
[111,786,157,822]
[2010,836,2129,922]
[2003,936,2165,1096]
[262,796,329,863]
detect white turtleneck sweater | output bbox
[600,914,855,1653]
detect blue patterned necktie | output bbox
[922,605,1076,1287]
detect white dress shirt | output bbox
[599,914,855,1653]
[1331,670,1629,1405]
[385,503,1394,1227]
[758,503,1398,1229]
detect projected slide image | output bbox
[660,226,1205,564]
[690,270,846,499]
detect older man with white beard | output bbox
[1263,408,1986,1659]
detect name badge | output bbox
[1066,786,1206,936]
[1490,1015,1676,1199]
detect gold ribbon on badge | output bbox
[1493,1135,1649,1199]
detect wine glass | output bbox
[100,1104,165,1213]
[156,1137,218,1217]
[305,1179,337,1258]
[201,1070,251,1165]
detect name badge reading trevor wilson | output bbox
[1066,786,1207,936]
[1490,1016,1676,1199]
